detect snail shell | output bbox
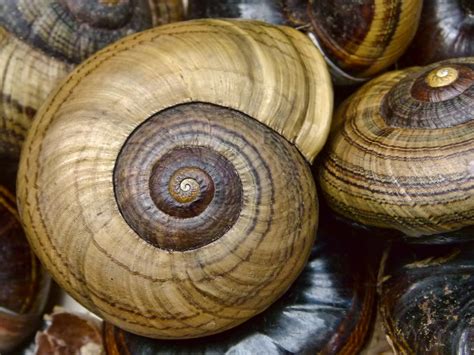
[187,0,423,84]
[103,209,377,354]
[35,308,104,354]
[318,58,474,240]
[17,19,333,339]
[0,185,50,353]
[379,242,474,354]
[401,0,474,66]
[0,0,183,158]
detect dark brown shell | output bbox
[0,185,50,353]
[187,0,422,84]
[401,0,474,66]
[379,241,474,354]
[102,209,378,354]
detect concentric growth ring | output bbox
[115,106,245,251]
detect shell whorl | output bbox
[318,58,474,238]
[0,0,183,64]
[17,19,331,338]
[187,0,423,84]
[383,62,474,128]
[308,0,422,81]
[0,0,183,159]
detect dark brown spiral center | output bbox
[114,104,245,251]
[149,148,227,219]
[382,61,474,129]
[411,65,474,102]
[61,0,133,29]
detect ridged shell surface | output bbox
[0,0,183,158]
[17,19,333,338]
[319,58,474,238]
[103,209,378,354]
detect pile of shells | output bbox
[0,0,472,354]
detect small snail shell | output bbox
[0,185,50,353]
[379,242,474,354]
[0,0,183,158]
[401,0,474,66]
[17,19,333,339]
[318,58,474,240]
[35,308,104,354]
[187,0,423,84]
[103,210,377,354]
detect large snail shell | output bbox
[0,0,183,158]
[0,185,50,353]
[17,19,333,339]
[103,210,377,354]
[401,0,474,66]
[379,242,474,354]
[187,0,423,84]
[318,58,474,240]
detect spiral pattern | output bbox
[0,0,183,159]
[319,58,474,238]
[17,20,329,338]
[115,104,247,251]
[383,63,474,128]
[0,0,183,64]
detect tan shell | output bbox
[0,0,183,158]
[319,58,474,239]
[0,27,72,158]
[17,19,333,339]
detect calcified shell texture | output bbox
[0,0,183,158]
[319,58,474,238]
[103,209,378,354]
[17,20,333,338]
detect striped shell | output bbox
[318,57,474,240]
[187,0,423,84]
[17,20,333,339]
[0,185,50,353]
[0,0,183,158]
[103,209,377,354]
